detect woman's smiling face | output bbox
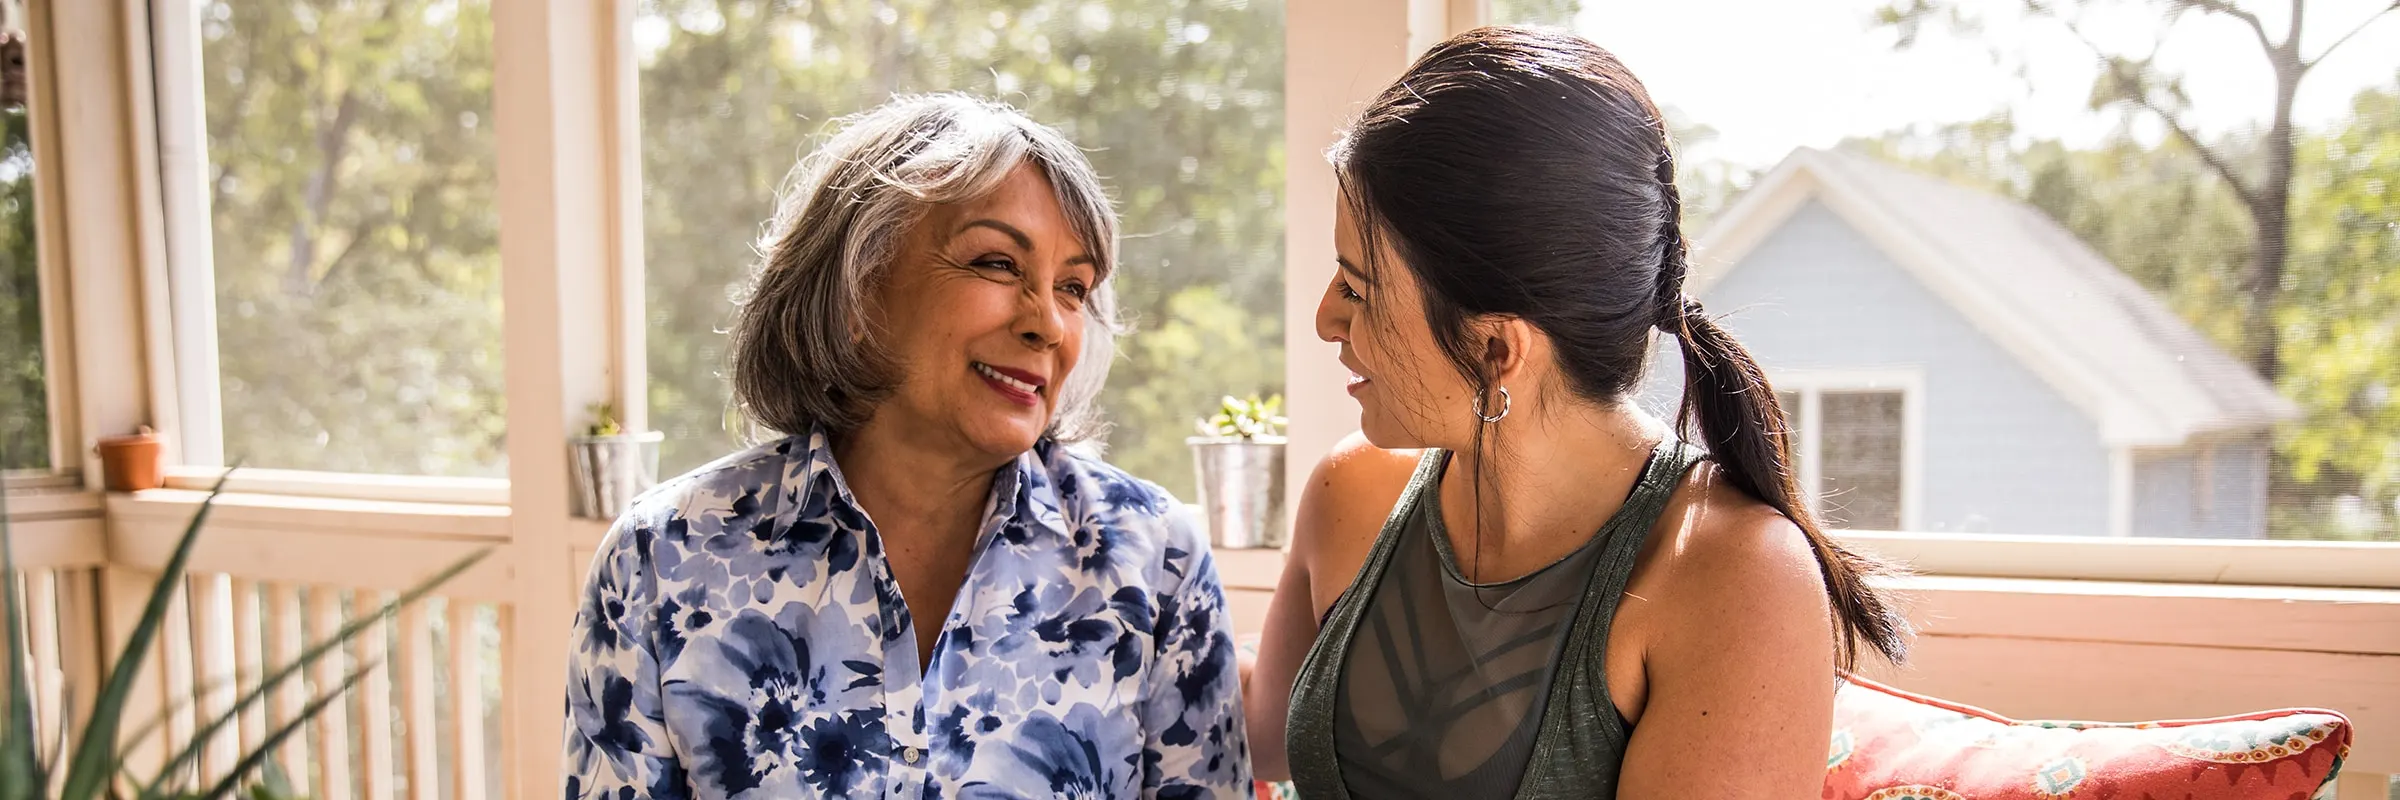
[1314,195,1482,450]
[865,164,1098,462]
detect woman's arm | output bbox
[1245,433,1414,782]
[1139,530,1254,799]
[1242,530,1317,782]
[1614,504,1838,798]
[562,517,685,800]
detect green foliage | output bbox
[1,106,44,471]
[634,0,1288,496]
[1198,394,1285,439]
[1842,80,2400,540]
[1490,0,1580,28]
[2275,81,2400,540]
[584,402,627,438]
[199,1,505,477]
[0,475,489,799]
[1103,285,1283,497]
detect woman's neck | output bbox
[829,422,1006,547]
[1438,399,1668,580]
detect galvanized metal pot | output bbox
[1187,435,1287,549]
[569,431,665,520]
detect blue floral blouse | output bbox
[562,431,1252,800]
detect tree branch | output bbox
[2056,19,2265,209]
[2305,4,2397,68]
[2171,0,2277,53]
[314,213,385,292]
[2125,88,2265,211]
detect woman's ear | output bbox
[1481,316,1541,385]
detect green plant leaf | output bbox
[142,547,489,798]
[58,470,235,800]
[254,757,295,800]
[0,482,42,800]
[192,663,375,800]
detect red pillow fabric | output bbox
[1826,676,2351,800]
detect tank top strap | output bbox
[1512,439,1707,800]
[1582,439,1704,619]
[1285,448,1447,798]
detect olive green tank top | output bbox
[1285,441,1703,800]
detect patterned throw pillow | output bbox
[1827,676,2352,800]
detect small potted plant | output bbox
[1187,394,1288,549]
[567,402,665,520]
[93,425,164,492]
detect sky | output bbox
[1552,0,2400,169]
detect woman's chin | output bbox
[1356,410,1434,452]
[958,412,1049,458]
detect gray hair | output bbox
[730,93,1122,444]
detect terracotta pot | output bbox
[95,431,163,492]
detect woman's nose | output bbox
[1016,287,1068,348]
[1314,283,1348,344]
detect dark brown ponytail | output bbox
[1654,154,1909,667]
[1335,26,1908,670]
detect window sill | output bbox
[105,488,514,603]
[1840,530,2400,590]
[161,465,510,506]
[1,485,104,569]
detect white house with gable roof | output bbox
[1642,147,2297,538]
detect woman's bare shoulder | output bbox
[1290,431,1424,605]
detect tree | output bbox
[1,105,41,472]
[1878,0,2399,381]
[635,0,1287,499]
[1492,0,1580,27]
[199,0,506,477]
[1,0,42,471]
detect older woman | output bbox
[562,94,1250,800]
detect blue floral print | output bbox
[562,431,1251,800]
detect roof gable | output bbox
[1688,148,2295,446]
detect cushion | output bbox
[1827,676,2352,800]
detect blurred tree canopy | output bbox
[199,0,506,476]
[1,106,42,472]
[636,0,1287,498]
[1491,0,1579,28]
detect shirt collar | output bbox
[791,427,1068,546]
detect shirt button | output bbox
[901,747,922,765]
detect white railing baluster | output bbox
[159,576,199,791]
[27,569,62,766]
[359,591,397,800]
[52,569,102,797]
[194,573,239,785]
[231,578,266,756]
[265,582,312,787]
[397,600,439,800]
[448,603,488,800]
[309,587,354,800]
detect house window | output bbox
[634,0,1286,499]
[1778,382,1913,531]
[1818,390,1905,531]
[185,0,504,477]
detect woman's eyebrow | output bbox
[958,218,1095,267]
[1337,256,1373,286]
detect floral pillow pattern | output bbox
[1826,676,2351,800]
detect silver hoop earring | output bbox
[1474,386,1511,424]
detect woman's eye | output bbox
[1060,282,1090,301]
[1334,279,1363,302]
[971,257,1019,273]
